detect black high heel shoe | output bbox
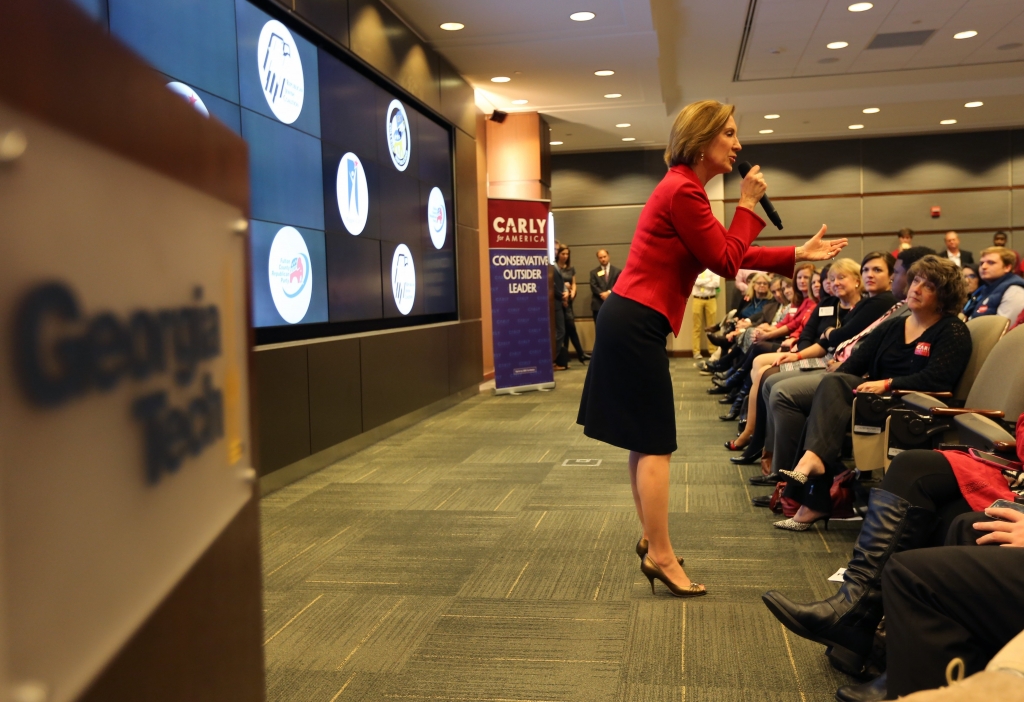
[719,393,746,421]
[635,537,683,566]
[640,556,706,598]
[724,439,747,451]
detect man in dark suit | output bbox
[589,249,620,319]
[942,231,973,267]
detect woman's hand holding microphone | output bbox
[740,164,848,262]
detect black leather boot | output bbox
[761,489,935,676]
[719,393,746,421]
[835,673,886,701]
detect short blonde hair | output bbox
[828,258,863,291]
[664,100,736,168]
[980,246,1017,269]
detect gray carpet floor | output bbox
[260,359,863,701]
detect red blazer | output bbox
[614,164,796,335]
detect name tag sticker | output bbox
[915,342,931,357]
[597,270,605,276]
[819,306,834,315]
[787,306,797,314]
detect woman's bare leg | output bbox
[636,453,694,587]
[628,451,645,539]
[735,354,780,444]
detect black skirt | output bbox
[577,293,677,455]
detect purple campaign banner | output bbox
[488,198,554,393]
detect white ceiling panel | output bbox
[380,0,1024,152]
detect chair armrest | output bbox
[892,390,953,398]
[902,392,950,414]
[931,407,1005,420]
[953,413,1016,454]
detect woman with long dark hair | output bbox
[577,100,846,596]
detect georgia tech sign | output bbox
[491,215,548,245]
[14,282,224,484]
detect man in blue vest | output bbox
[964,246,1024,322]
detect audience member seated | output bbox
[892,227,914,258]
[727,254,896,455]
[708,264,817,419]
[705,275,794,372]
[961,263,980,297]
[774,256,972,530]
[761,412,1024,700]
[705,272,778,352]
[964,246,1024,323]
[748,247,934,486]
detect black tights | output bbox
[880,450,973,545]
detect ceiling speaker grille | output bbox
[866,30,935,49]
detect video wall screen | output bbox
[93,0,458,343]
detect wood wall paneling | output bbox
[723,140,861,199]
[552,206,643,246]
[455,128,479,227]
[440,58,476,137]
[486,113,543,190]
[725,196,862,236]
[861,132,1010,192]
[253,346,312,476]
[861,190,1009,233]
[1014,190,1024,229]
[1012,129,1024,187]
[550,151,665,208]
[448,320,484,394]
[295,0,350,48]
[360,327,450,431]
[476,112,494,378]
[80,496,266,702]
[347,0,440,111]
[457,224,482,320]
[307,339,363,453]
[539,115,552,187]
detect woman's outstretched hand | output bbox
[795,225,848,262]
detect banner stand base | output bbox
[494,381,556,396]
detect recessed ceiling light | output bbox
[848,2,873,11]
[615,123,631,128]
[550,141,564,145]
[594,70,615,76]
[512,99,529,105]
[863,107,880,113]
[570,11,595,21]
[940,119,957,125]
[965,101,983,108]
[827,41,849,49]
[764,114,780,119]
[439,22,464,31]
[848,124,864,130]
[953,30,977,39]
[759,129,774,134]
[622,137,636,142]
[491,76,511,83]
[604,93,622,98]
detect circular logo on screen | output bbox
[391,244,416,315]
[257,20,304,124]
[386,99,411,171]
[336,152,369,235]
[166,82,210,118]
[268,226,312,324]
[427,187,446,249]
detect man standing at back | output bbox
[589,249,620,320]
[942,231,973,267]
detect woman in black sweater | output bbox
[775,255,972,530]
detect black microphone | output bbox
[737,161,783,230]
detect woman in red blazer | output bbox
[577,100,847,597]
